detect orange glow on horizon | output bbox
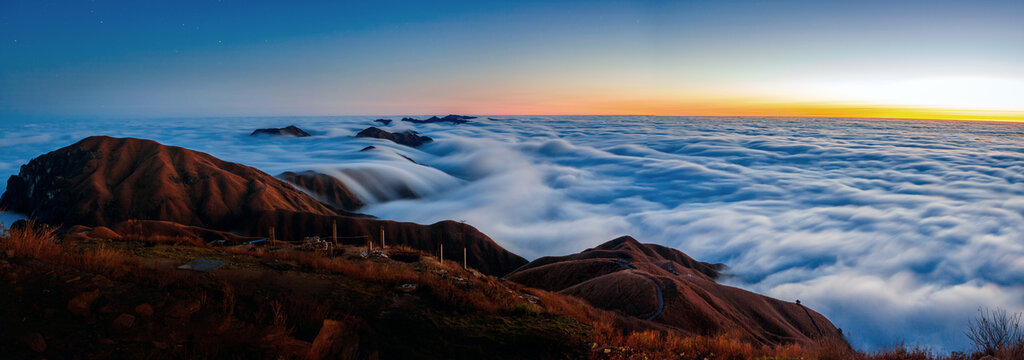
[463,98,1024,123]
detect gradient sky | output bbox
[2,0,1023,121]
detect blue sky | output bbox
[2,0,1023,120]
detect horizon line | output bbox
[7,113,1021,124]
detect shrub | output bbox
[965,307,1023,356]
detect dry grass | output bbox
[1,220,61,258]
[2,221,1007,360]
[1,221,137,275]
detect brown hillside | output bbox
[0,136,526,276]
[0,136,336,228]
[278,170,365,211]
[506,236,846,347]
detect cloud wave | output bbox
[1,115,1022,351]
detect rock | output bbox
[86,226,121,240]
[258,325,309,357]
[307,319,359,360]
[166,300,201,319]
[250,125,311,137]
[374,119,392,125]
[397,283,417,293]
[135,303,154,317]
[112,313,136,331]
[22,333,46,353]
[355,127,433,147]
[67,289,101,316]
[400,114,475,124]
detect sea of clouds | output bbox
[1,115,1022,351]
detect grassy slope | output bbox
[0,223,1003,360]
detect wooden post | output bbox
[380,226,385,249]
[269,226,275,250]
[439,243,443,264]
[460,220,467,270]
[332,220,337,258]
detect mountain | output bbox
[506,236,845,346]
[400,115,475,124]
[250,125,312,137]
[0,136,526,276]
[355,127,433,147]
[278,170,365,211]
[0,136,335,228]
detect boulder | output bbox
[135,303,154,317]
[22,333,46,353]
[67,289,101,316]
[112,313,136,331]
[307,319,359,360]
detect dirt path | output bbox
[798,304,824,336]
[631,271,664,321]
[609,259,665,321]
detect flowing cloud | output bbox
[0,116,1022,351]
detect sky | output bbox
[1,0,1023,121]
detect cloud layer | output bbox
[1,116,1022,351]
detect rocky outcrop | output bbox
[400,115,475,124]
[355,127,432,147]
[506,236,844,346]
[250,125,311,137]
[373,119,392,125]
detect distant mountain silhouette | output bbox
[356,127,433,147]
[250,125,311,137]
[400,115,475,124]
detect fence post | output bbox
[440,243,443,264]
[463,247,467,270]
[332,220,337,258]
[380,226,385,249]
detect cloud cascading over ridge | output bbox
[0,115,1021,350]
